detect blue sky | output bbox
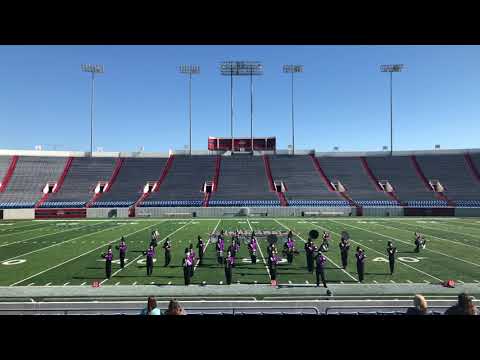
[0,45,479,152]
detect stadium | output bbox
[1,51,480,316]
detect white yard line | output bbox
[115,282,120,286]
[406,280,413,283]
[0,222,101,248]
[100,220,194,285]
[80,282,86,286]
[457,280,465,284]
[1,223,127,263]
[381,221,480,248]
[193,219,221,271]
[27,283,35,286]
[63,282,70,286]
[331,219,480,269]
[9,222,160,286]
[273,219,359,282]
[303,219,443,282]
[45,282,51,286]
[246,219,271,280]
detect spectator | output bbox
[406,294,428,315]
[140,296,161,315]
[164,299,187,315]
[445,293,478,315]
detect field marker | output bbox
[63,282,70,286]
[150,281,154,284]
[247,219,271,281]
[168,281,172,285]
[45,282,51,286]
[288,280,292,284]
[304,219,443,282]
[457,280,465,284]
[423,280,430,284]
[132,282,137,286]
[373,280,378,283]
[390,280,396,283]
[0,223,129,263]
[305,280,309,284]
[474,280,480,283]
[406,280,413,283]
[329,219,480,269]
[9,222,161,286]
[115,282,120,286]
[219,281,223,285]
[194,219,221,272]
[340,281,344,284]
[27,283,34,286]
[100,220,191,285]
[81,282,86,286]
[273,219,359,282]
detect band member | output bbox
[320,231,331,252]
[267,243,277,268]
[234,230,241,248]
[143,245,155,276]
[248,236,258,264]
[162,238,172,267]
[197,236,205,266]
[283,237,295,264]
[116,237,127,269]
[269,249,280,283]
[339,236,351,269]
[414,233,427,253]
[224,251,234,285]
[182,248,193,286]
[305,238,316,273]
[216,234,225,265]
[150,230,159,249]
[387,241,397,275]
[315,251,328,288]
[355,246,366,283]
[188,244,196,277]
[101,246,113,279]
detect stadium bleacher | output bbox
[93,157,168,207]
[0,156,66,207]
[43,157,117,207]
[209,155,278,205]
[0,152,479,208]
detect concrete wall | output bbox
[3,208,35,220]
[454,208,480,217]
[361,207,404,217]
[87,208,129,218]
[135,207,355,218]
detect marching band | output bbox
[96,226,430,287]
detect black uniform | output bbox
[143,248,155,276]
[356,250,366,283]
[248,239,258,264]
[304,240,315,273]
[117,240,127,269]
[414,235,426,253]
[163,240,171,267]
[197,238,205,266]
[315,253,328,288]
[224,254,234,285]
[387,244,397,275]
[269,254,279,281]
[150,232,158,249]
[339,240,350,269]
[216,236,224,265]
[102,250,113,279]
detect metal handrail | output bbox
[0,306,320,315]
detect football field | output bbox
[1,217,480,287]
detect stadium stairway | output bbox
[86,158,125,208]
[202,156,221,207]
[411,155,455,206]
[360,156,403,206]
[0,155,19,192]
[131,155,175,210]
[310,154,359,209]
[465,153,480,183]
[35,156,74,208]
[263,155,288,206]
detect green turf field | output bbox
[1,217,480,287]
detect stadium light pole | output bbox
[220,61,263,153]
[380,64,405,156]
[283,65,303,155]
[81,64,104,155]
[179,65,200,156]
